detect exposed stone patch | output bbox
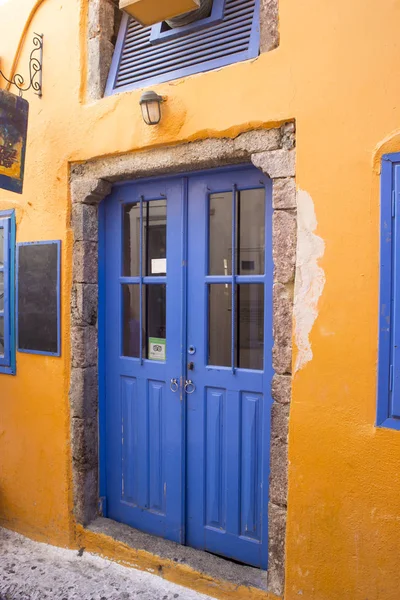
[69,124,297,594]
[294,189,325,373]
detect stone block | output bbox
[71,178,111,205]
[271,373,292,404]
[273,343,292,375]
[281,122,296,150]
[71,417,99,469]
[269,438,288,506]
[88,0,116,41]
[73,466,99,525]
[87,36,115,100]
[73,241,98,284]
[251,149,296,179]
[234,128,281,153]
[272,283,293,374]
[70,366,98,419]
[72,203,98,242]
[268,503,286,597]
[273,210,297,284]
[273,177,296,210]
[260,0,279,53]
[271,402,289,443]
[71,326,98,368]
[71,283,98,327]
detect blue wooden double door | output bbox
[101,167,273,569]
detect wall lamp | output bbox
[140,91,164,125]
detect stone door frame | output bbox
[69,124,296,596]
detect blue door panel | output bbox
[101,166,272,567]
[185,169,272,569]
[104,179,184,543]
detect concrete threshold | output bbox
[86,518,269,594]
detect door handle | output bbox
[184,379,196,394]
[170,378,179,393]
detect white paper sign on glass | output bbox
[151,258,167,274]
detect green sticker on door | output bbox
[149,337,166,361]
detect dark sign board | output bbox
[0,89,29,194]
[17,241,61,356]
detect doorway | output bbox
[100,166,273,569]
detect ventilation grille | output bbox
[109,0,258,93]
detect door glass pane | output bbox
[0,271,3,311]
[237,284,264,370]
[123,203,140,276]
[208,284,232,367]
[123,200,167,277]
[208,284,264,369]
[144,200,167,276]
[0,317,4,357]
[122,283,166,360]
[145,284,166,360]
[238,189,265,275]
[209,192,232,276]
[122,284,143,357]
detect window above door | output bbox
[105,0,260,95]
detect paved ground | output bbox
[0,528,215,600]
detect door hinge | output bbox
[99,496,107,517]
[392,190,396,218]
[390,364,394,392]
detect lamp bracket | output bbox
[0,33,43,98]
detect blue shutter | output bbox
[106,0,259,95]
[0,211,16,375]
[0,217,10,368]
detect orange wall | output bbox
[1,0,400,598]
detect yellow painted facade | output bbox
[1,0,400,598]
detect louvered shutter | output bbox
[106,0,259,95]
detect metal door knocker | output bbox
[170,378,179,392]
[184,380,196,394]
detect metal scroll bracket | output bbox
[0,33,43,98]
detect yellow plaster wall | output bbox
[1,0,400,598]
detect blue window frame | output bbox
[105,0,260,95]
[377,153,400,429]
[0,210,16,375]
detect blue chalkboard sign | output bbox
[17,241,61,356]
